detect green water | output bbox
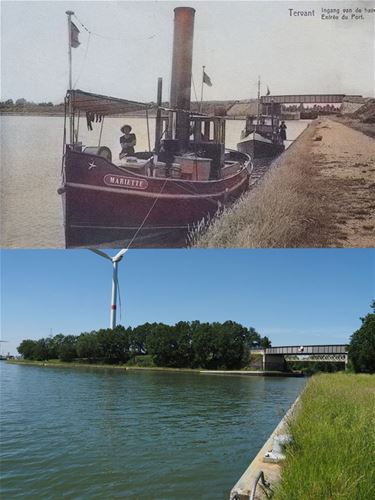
[0,363,305,499]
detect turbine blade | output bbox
[113,248,128,262]
[89,249,112,261]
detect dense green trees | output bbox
[349,302,375,374]
[96,326,131,364]
[58,335,78,362]
[259,336,272,348]
[190,321,247,369]
[17,321,268,369]
[18,339,39,359]
[76,332,101,360]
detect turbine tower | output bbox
[90,249,128,329]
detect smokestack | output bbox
[170,7,195,148]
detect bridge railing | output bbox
[260,94,358,104]
[265,344,348,355]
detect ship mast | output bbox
[66,10,74,144]
[256,75,261,129]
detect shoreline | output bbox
[230,373,375,499]
[7,359,303,377]
[230,393,302,500]
[0,111,246,120]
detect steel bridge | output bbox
[265,344,348,355]
[252,344,348,371]
[261,94,361,104]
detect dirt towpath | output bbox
[313,118,375,247]
[194,118,375,248]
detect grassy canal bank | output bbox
[7,358,197,373]
[7,358,302,377]
[274,373,375,500]
[194,117,375,248]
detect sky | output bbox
[1,248,374,355]
[1,1,374,104]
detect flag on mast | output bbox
[203,70,212,87]
[266,85,271,96]
[70,21,81,48]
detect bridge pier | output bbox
[262,353,288,372]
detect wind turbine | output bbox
[90,249,128,329]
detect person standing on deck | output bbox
[279,121,287,142]
[119,125,136,159]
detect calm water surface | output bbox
[0,362,305,499]
[0,116,310,248]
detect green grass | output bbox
[274,373,375,500]
[125,354,155,367]
[7,358,198,373]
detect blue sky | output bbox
[1,249,374,355]
[2,1,374,103]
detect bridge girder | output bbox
[260,94,359,104]
[285,354,347,363]
[265,344,348,355]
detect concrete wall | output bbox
[230,396,301,499]
[247,353,263,370]
[264,354,287,372]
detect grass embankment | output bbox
[193,123,331,248]
[7,357,198,373]
[275,373,375,500]
[332,116,375,139]
[194,117,375,248]
[336,99,375,138]
[8,353,269,374]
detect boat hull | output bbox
[61,150,251,248]
[237,137,285,159]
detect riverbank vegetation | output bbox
[17,321,271,370]
[274,373,375,500]
[193,123,331,248]
[285,361,345,376]
[0,99,64,115]
[194,115,375,248]
[335,98,375,138]
[348,301,375,374]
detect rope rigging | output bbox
[73,13,157,43]
[126,178,169,249]
[73,31,91,88]
[71,13,158,89]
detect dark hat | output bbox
[121,124,132,133]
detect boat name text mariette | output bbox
[103,175,149,190]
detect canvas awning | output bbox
[67,89,153,115]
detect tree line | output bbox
[17,321,272,370]
[17,303,374,373]
[0,99,65,115]
[348,302,375,374]
[1,99,60,107]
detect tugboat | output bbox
[237,78,285,159]
[237,115,285,158]
[59,7,252,248]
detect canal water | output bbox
[0,362,305,499]
[0,116,310,248]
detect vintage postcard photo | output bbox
[1,1,374,248]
